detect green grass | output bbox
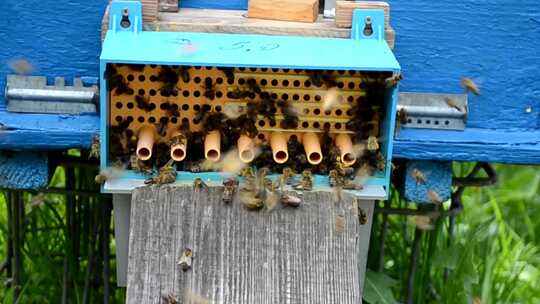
[1,163,539,303]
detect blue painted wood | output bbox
[180,0,247,10]
[0,0,539,163]
[0,151,48,189]
[404,161,452,204]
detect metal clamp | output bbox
[397,92,468,131]
[5,75,98,114]
[351,9,385,41]
[108,0,143,34]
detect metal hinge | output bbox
[398,92,468,130]
[351,9,385,41]
[5,75,98,114]
[108,0,143,35]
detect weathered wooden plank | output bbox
[127,186,374,303]
[148,9,395,48]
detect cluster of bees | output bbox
[102,64,400,203]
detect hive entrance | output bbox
[106,64,391,175]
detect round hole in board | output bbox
[346,109,352,116]
[115,116,123,122]
[115,102,123,109]
[315,95,321,102]
[126,116,134,122]
[183,90,190,97]
[194,76,201,84]
[407,118,412,123]
[314,109,321,115]
[215,77,224,85]
[215,105,222,112]
[282,79,289,86]
[290,134,298,141]
[127,102,134,109]
[182,117,189,124]
[445,120,450,125]
[337,82,344,89]
[324,110,331,115]
[304,108,310,114]
[270,107,277,114]
[347,96,354,103]
[160,117,169,123]
[193,104,201,111]
[138,75,146,82]
[261,68,268,72]
[138,116,145,123]
[160,103,168,110]
[216,91,223,98]
[171,117,178,124]
[348,82,355,89]
[149,89,156,96]
[426,120,431,124]
[304,80,312,87]
[149,75,157,82]
[303,95,310,101]
[293,80,300,87]
[323,122,331,129]
[227,78,234,85]
[335,123,342,129]
[271,93,278,99]
[271,68,279,72]
[302,122,309,128]
[258,120,266,127]
[257,133,265,140]
[292,94,300,101]
[313,122,320,128]
[127,74,134,81]
[282,93,289,100]
[138,89,145,95]
[202,104,211,112]
[194,66,202,70]
[335,109,343,116]
[194,90,201,97]
[237,78,245,85]
[260,79,268,86]
[182,104,189,111]
[283,69,290,73]
[269,120,276,127]
[271,79,278,86]
[148,117,156,123]
[337,70,345,75]
[417,119,422,124]
[434,120,439,125]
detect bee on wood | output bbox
[335,214,345,232]
[461,78,480,96]
[145,161,176,185]
[128,64,145,72]
[308,71,337,88]
[135,95,154,112]
[329,169,339,187]
[411,168,427,185]
[358,207,368,225]
[367,136,379,152]
[89,135,100,159]
[222,178,239,204]
[342,179,363,190]
[385,73,402,88]
[193,177,209,191]
[162,294,178,304]
[376,152,386,171]
[157,66,180,97]
[281,194,301,208]
[322,88,343,112]
[202,77,216,100]
[277,101,299,129]
[445,97,463,112]
[239,190,264,210]
[161,102,180,118]
[179,66,190,83]
[155,118,169,137]
[227,87,251,100]
[239,167,257,192]
[169,133,187,148]
[294,169,313,191]
[130,154,153,174]
[218,67,235,82]
[281,167,295,186]
[427,189,442,204]
[246,78,262,95]
[177,248,193,272]
[109,74,131,95]
[264,189,280,211]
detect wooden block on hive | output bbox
[335,1,390,28]
[248,0,319,23]
[141,0,159,22]
[159,0,179,12]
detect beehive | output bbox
[100,1,400,195]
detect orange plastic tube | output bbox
[237,135,256,163]
[335,134,356,166]
[136,125,155,161]
[302,133,322,165]
[170,132,187,162]
[270,132,288,164]
[204,130,221,162]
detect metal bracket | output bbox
[351,9,385,42]
[398,92,468,131]
[5,75,98,114]
[108,0,143,35]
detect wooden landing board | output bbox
[127,186,374,303]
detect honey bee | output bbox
[162,294,178,304]
[156,118,169,137]
[94,165,125,184]
[193,177,209,191]
[342,179,363,190]
[335,214,345,232]
[179,66,190,83]
[222,178,239,204]
[177,248,193,272]
[358,207,368,225]
[202,77,216,100]
[157,66,180,97]
[246,78,262,95]
[308,71,337,88]
[395,108,408,135]
[89,135,100,159]
[128,64,145,72]
[413,215,434,231]
[169,133,187,147]
[445,97,463,112]
[376,152,386,171]
[218,67,235,82]
[367,136,379,152]
[385,73,402,88]
[427,189,442,204]
[222,104,243,119]
[30,193,46,208]
[145,161,176,185]
[239,190,264,210]
[227,87,251,100]
[135,95,154,112]
[461,78,480,96]
[281,167,296,185]
[411,168,427,185]
[294,169,313,191]
[322,88,342,112]
[8,58,33,75]
[162,102,180,118]
[281,194,301,207]
[130,154,153,174]
[329,169,339,187]
[108,72,131,96]
[265,190,280,211]
[278,101,299,129]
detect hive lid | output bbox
[100,30,400,72]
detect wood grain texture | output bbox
[159,0,179,12]
[127,186,375,303]
[147,8,395,48]
[248,0,319,23]
[335,1,390,28]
